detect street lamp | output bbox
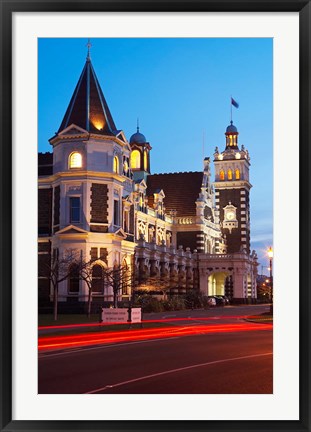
[267,246,273,314]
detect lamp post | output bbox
[267,246,273,314]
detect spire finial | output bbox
[137,117,139,133]
[86,38,92,61]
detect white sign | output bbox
[101,307,141,323]
[101,308,128,323]
[130,308,142,323]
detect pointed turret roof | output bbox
[58,56,117,135]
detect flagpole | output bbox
[230,95,232,123]
[202,130,205,163]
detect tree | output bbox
[257,279,271,303]
[42,248,76,321]
[105,263,132,308]
[75,257,106,318]
[136,274,171,297]
[77,258,132,312]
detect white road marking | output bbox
[39,336,181,359]
[85,352,273,394]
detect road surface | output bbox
[38,305,273,394]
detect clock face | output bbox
[226,211,235,220]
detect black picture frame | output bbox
[1,1,310,431]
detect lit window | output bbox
[144,150,148,170]
[130,150,141,169]
[69,152,82,168]
[113,156,119,174]
[220,170,225,181]
[228,169,233,180]
[123,160,129,173]
[235,169,240,180]
[139,194,143,208]
[70,197,80,223]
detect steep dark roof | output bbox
[146,172,203,216]
[58,58,117,135]
[38,152,53,176]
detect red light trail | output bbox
[38,315,254,331]
[38,322,272,351]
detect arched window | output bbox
[69,152,82,169]
[113,156,119,174]
[68,264,79,293]
[130,149,141,169]
[144,150,148,171]
[228,169,233,180]
[235,169,240,180]
[219,170,225,181]
[91,264,104,293]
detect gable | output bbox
[58,124,88,136]
[56,224,88,235]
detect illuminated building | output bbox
[38,51,258,311]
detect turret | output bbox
[129,122,152,182]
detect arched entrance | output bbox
[207,271,231,296]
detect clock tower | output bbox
[213,121,252,254]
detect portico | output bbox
[198,251,258,302]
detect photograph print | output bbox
[38,37,273,395]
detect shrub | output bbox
[184,289,205,309]
[136,295,164,313]
[162,297,186,311]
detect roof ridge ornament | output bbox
[86,38,92,61]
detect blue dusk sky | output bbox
[38,38,273,273]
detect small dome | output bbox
[130,128,147,144]
[226,121,238,133]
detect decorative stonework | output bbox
[68,185,82,192]
[90,183,108,224]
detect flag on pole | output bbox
[231,97,239,108]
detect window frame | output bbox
[130,149,141,169]
[69,196,81,224]
[113,199,120,227]
[68,263,80,294]
[113,155,119,174]
[91,263,105,295]
[68,151,82,169]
